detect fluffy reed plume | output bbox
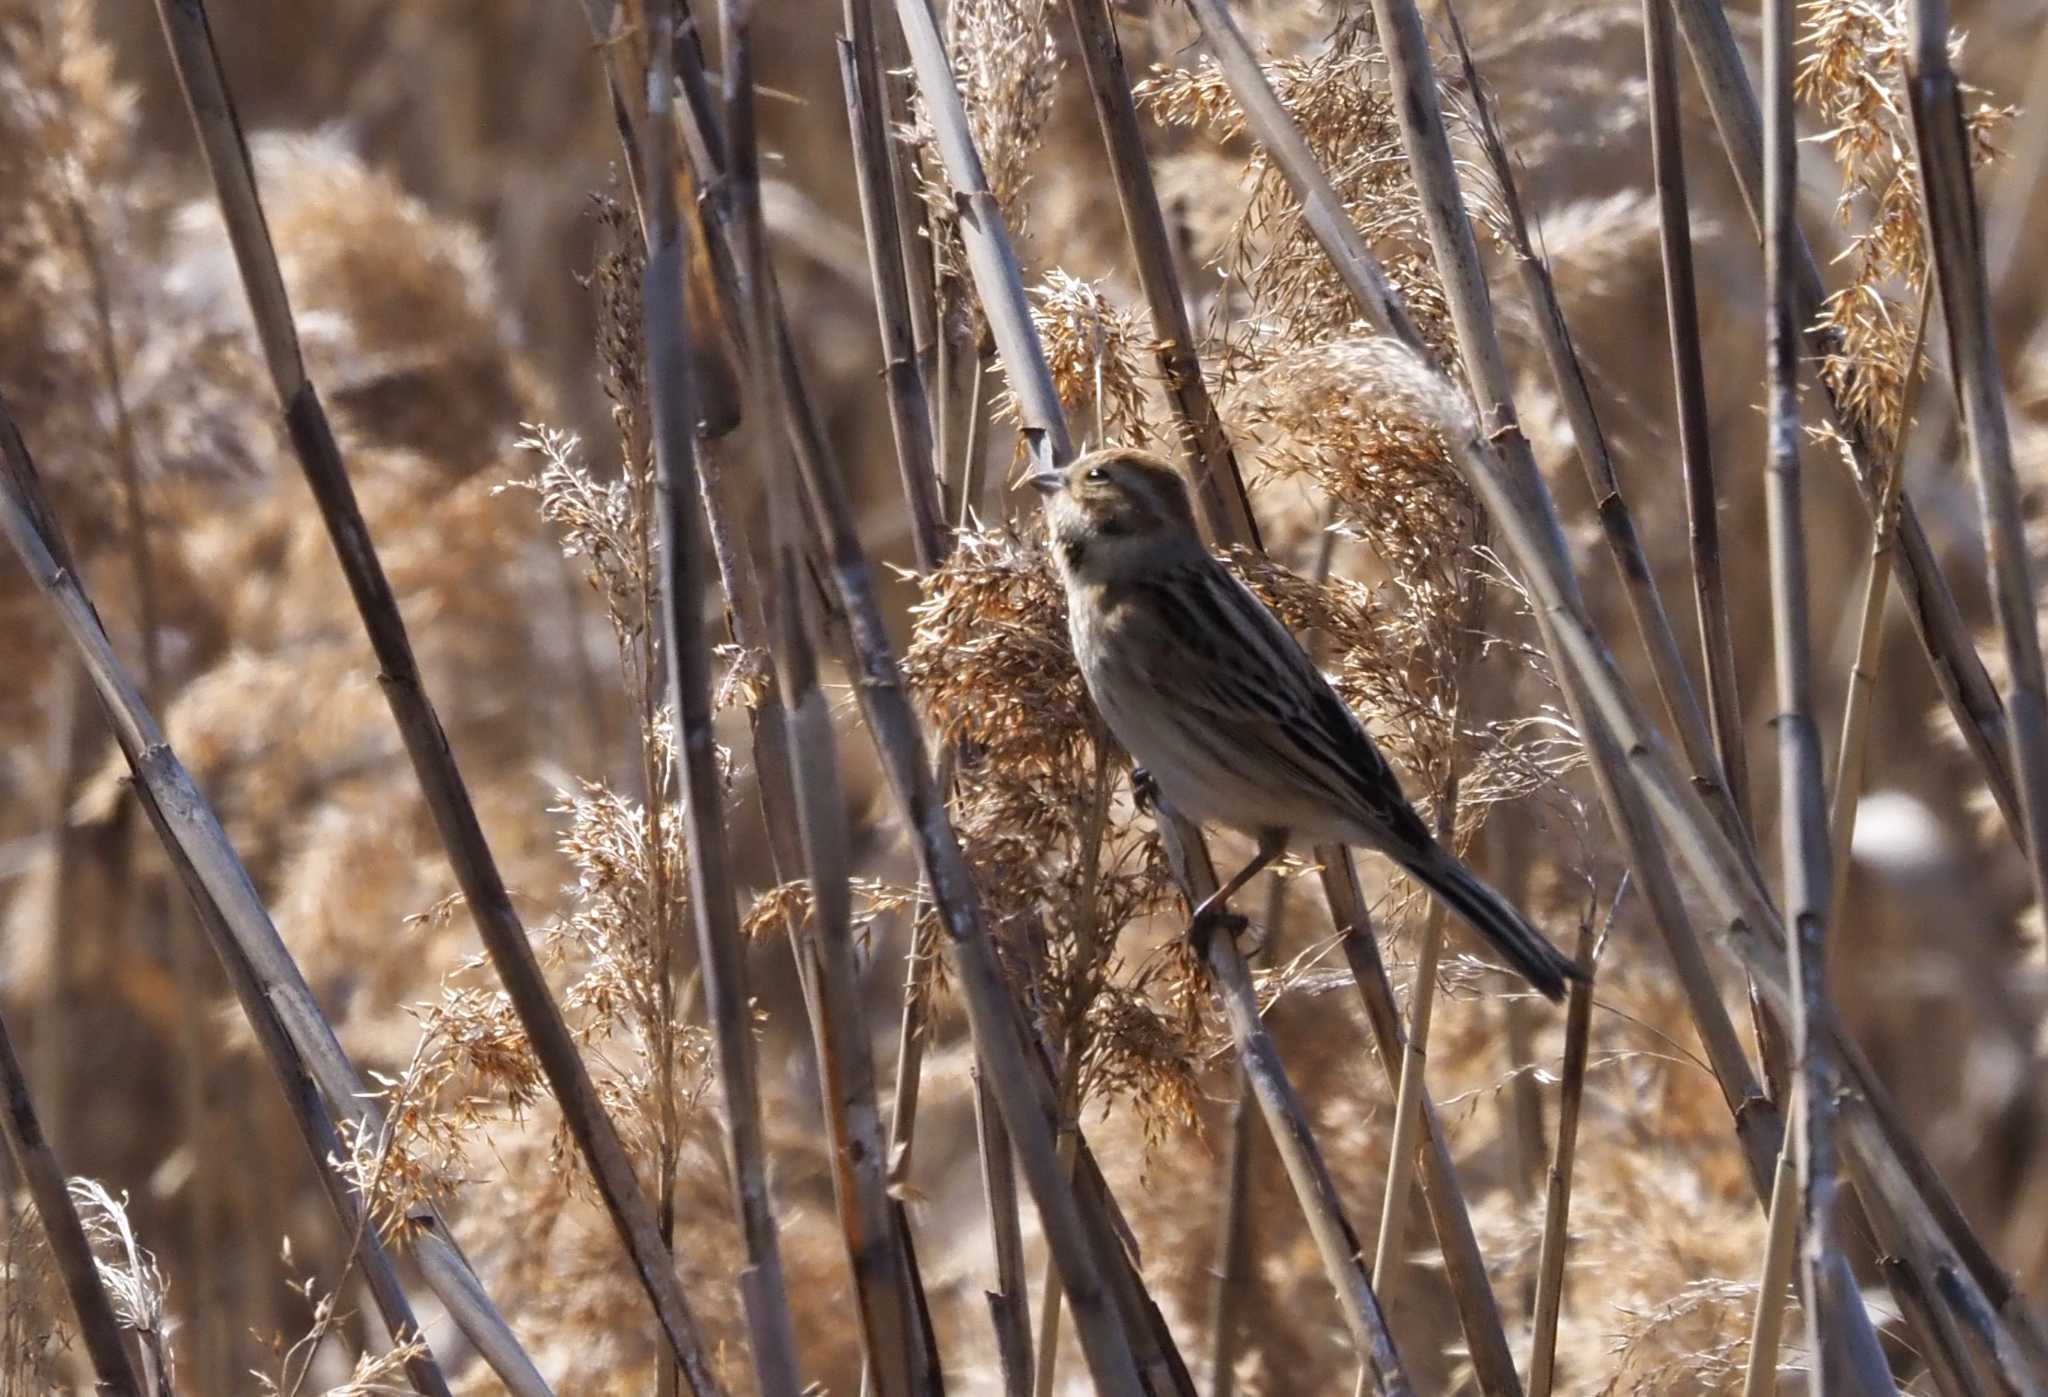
[1799,0,2012,449]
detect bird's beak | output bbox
[1028,471,1064,496]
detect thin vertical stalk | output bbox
[1369,799,1456,1293]
[1443,2,1740,845]
[1904,0,2048,937]
[1763,0,1896,1383]
[648,6,802,1391]
[1529,879,1623,1397]
[838,12,947,569]
[1642,0,1750,827]
[0,1005,142,1397]
[1033,753,1116,1397]
[1063,0,1259,547]
[736,27,922,1384]
[1743,1137,1803,1397]
[1665,0,2026,845]
[150,1,719,1384]
[1829,287,1934,917]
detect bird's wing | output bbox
[1126,560,1431,847]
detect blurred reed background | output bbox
[2,0,2048,1391]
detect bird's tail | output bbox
[1398,846,1583,1002]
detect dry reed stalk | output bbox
[1443,3,1742,848]
[1062,0,1260,547]
[0,1003,142,1397]
[1367,795,1455,1297]
[1641,0,1750,827]
[1763,0,1897,1380]
[839,5,948,569]
[644,7,803,1392]
[1664,0,2025,845]
[1152,822,1411,1396]
[1829,287,1933,919]
[837,24,1018,1377]
[973,1063,1034,1396]
[147,2,718,1386]
[1743,1138,1802,1397]
[1878,1256,1988,1397]
[1528,877,1621,1397]
[1032,755,1116,1397]
[726,10,925,1391]
[0,399,466,1397]
[1321,839,1525,1396]
[1904,0,2048,942]
[1844,1142,1993,1397]
[1205,874,1288,1397]
[1639,0,1793,1107]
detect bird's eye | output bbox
[1085,466,1109,484]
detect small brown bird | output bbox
[1035,446,1581,1000]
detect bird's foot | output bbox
[1187,905,1254,961]
[1131,765,1159,814]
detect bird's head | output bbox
[1033,447,1205,586]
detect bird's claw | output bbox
[1188,907,1253,961]
[1131,766,1160,813]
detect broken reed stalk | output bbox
[1528,878,1621,1397]
[839,1,947,568]
[645,6,804,1392]
[147,1,719,1385]
[1640,0,1749,826]
[0,399,469,1397]
[1062,0,1260,547]
[730,33,929,1397]
[1877,1256,1988,1397]
[1761,0,1895,1379]
[1829,287,1934,919]
[974,1064,1035,1396]
[1843,1146,1992,1397]
[1904,0,2048,938]
[0,1002,143,1397]
[1441,1,1741,847]
[1664,0,2025,846]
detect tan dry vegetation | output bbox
[1,0,2047,1393]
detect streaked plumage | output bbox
[1036,446,1581,1001]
